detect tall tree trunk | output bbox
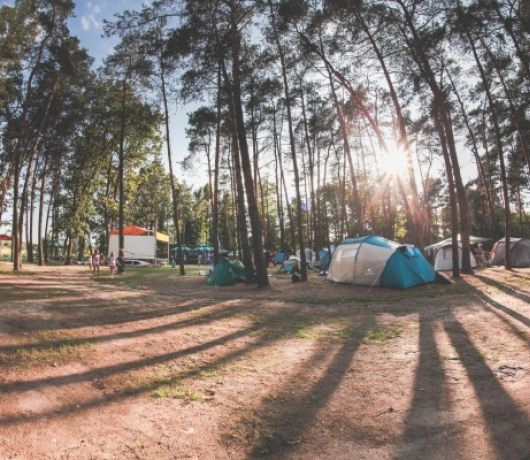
[117,74,128,273]
[159,36,185,275]
[268,0,307,281]
[467,33,511,268]
[212,64,222,265]
[445,64,496,235]
[272,106,286,251]
[433,109,460,277]
[323,52,363,235]
[299,85,318,253]
[216,47,256,283]
[481,37,530,174]
[397,0,472,273]
[37,152,49,266]
[228,5,268,288]
[229,109,255,283]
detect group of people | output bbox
[88,250,119,277]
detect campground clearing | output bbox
[0,263,529,459]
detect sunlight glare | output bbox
[379,140,410,177]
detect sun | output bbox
[379,139,411,177]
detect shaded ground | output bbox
[0,263,529,459]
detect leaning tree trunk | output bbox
[467,32,511,268]
[359,15,426,246]
[445,65,496,236]
[396,0,471,273]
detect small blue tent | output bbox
[327,235,436,288]
[318,249,331,271]
[273,252,288,265]
[207,258,246,286]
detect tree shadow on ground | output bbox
[444,307,530,459]
[2,269,530,459]
[396,307,459,459]
[0,301,251,363]
[474,273,530,309]
[0,300,367,430]
[245,316,375,459]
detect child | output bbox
[108,251,118,277]
[92,250,101,276]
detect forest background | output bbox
[1,0,529,287]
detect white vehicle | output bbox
[122,259,151,267]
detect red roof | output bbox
[110,225,152,236]
[0,234,11,241]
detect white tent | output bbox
[431,244,477,271]
[424,235,489,271]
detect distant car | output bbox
[122,259,151,267]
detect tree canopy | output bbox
[1,0,529,282]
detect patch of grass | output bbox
[364,327,401,344]
[97,264,207,288]
[285,283,469,305]
[252,313,319,339]
[0,286,69,301]
[199,366,219,377]
[0,261,36,276]
[0,330,94,367]
[252,313,362,341]
[43,289,68,297]
[152,383,203,401]
[336,326,357,339]
[291,315,315,339]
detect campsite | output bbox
[2,1,530,458]
[1,262,529,459]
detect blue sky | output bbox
[70,0,150,67]
[0,0,150,67]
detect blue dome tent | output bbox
[327,235,436,289]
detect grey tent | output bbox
[490,237,530,267]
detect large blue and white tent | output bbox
[327,235,436,289]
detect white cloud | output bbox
[78,1,106,31]
[80,16,91,31]
[80,14,101,31]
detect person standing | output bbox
[92,250,101,276]
[88,253,93,271]
[108,251,118,277]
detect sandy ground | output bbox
[0,263,529,459]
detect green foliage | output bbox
[3,0,530,270]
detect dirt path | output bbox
[0,265,529,459]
